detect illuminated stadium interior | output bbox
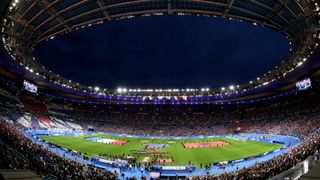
[0,0,320,180]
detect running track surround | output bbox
[26,129,302,178]
[1,0,319,93]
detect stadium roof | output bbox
[0,0,320,99]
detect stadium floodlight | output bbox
[229,85,235,90]
[117,87,122,93]
[94,86,100,91]
[250,81,253,84]
[221,87,225,91]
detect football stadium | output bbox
[0,0,320,179]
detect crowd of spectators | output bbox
[196,129,320,179]
[0,119,117,179]
[48,97,320,137]
[0,78,319,179]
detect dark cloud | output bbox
[34,15,289,89]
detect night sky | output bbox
[34,15,289,89]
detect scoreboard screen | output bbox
[23,80,38,93]
[296,78,311,91]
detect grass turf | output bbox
[40,134,282,166]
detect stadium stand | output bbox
[0,0,319,178]
[0,77,318,179]
[0,169,42,180]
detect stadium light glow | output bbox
[229,85,235,90]
[117,87,128,93]
[117,88,122,93]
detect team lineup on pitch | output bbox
[40,134,282,166]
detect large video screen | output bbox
[23,80,38,93]
[296,78,311,91]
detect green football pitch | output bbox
[40,134,282,166]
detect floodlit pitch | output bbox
[41,134,282,166]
